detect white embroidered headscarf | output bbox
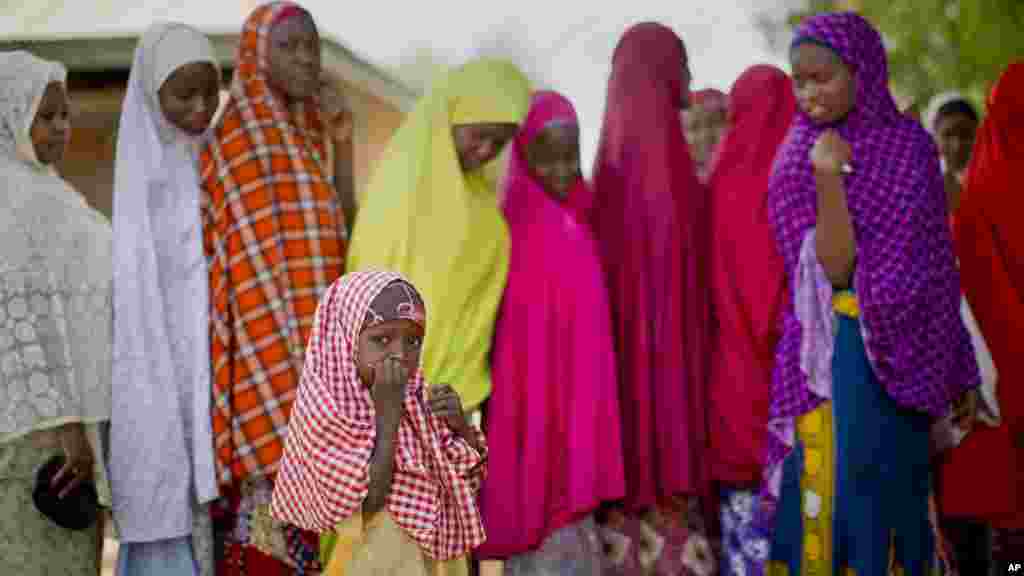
[0,51,113,443]
[109,23,221,541]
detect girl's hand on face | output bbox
[371,356,408,420]
[428,384,469,433]
[810,129,852,176]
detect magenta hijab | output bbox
[478,91,626,558]
[590,22,710,510]
[499,91,592,226]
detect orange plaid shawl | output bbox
[200,1,346,485]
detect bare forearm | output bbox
[333,139,356,235]
[815,169,856,287]
[363,413,399,517]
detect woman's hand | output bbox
[320,81,353,143]
[952,389,978,434]
[326,109,353,143]
[52,423,94,499]
[810,129,852,176]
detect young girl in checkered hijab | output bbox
[271,269,487,575]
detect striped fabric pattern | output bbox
[199,0,346,485]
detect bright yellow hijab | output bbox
[345,58,530,411]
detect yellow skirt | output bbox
[325,511,468,576]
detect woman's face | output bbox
[266,13,322,102]
[682,104,727,171]
[524,123,580,201]
[158,61,221,135]
[30,82,71,165]
[356,319,424,390]
[934,112,978,173]
[452,122,518,172]
[790,42,855,125]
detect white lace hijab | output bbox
[0,51,113,443]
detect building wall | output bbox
[338,79,406,204]
[57,84,122,218]
[58,73,406,221]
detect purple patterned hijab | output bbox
[758,12,979,530]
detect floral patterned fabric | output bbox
[214,477,321,575]
[502,516,607,576]
[599,499,715,576]
[719,488,771,576]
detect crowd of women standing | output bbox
[1,2,1020,575]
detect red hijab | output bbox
[706,65,795,486]
[591,22,709,509]
[943,62,1024,528]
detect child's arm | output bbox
[363,408,401,516]
[456,422,485,455]
[429,384,488,489]
[363,359,407,517]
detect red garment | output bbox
[213,486,322,575]
[942,62,1024,530]
[590,22,710,510]
[270,270,487,560]
[706,65,795,486]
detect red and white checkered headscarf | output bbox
[270,269,487,559]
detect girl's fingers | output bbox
[429,391,456,405]
[430,401,458,415]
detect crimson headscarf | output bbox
[707,65,795,486]
[591,22,710,509]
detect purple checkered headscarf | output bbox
[757,12,980,532]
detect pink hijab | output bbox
[591,22,710,510]
[706,65,795,486]
[479,91,626,557]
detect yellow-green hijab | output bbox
[346,58,530,411]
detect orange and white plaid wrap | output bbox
[199,1,346,485]
[270,270,488,560]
